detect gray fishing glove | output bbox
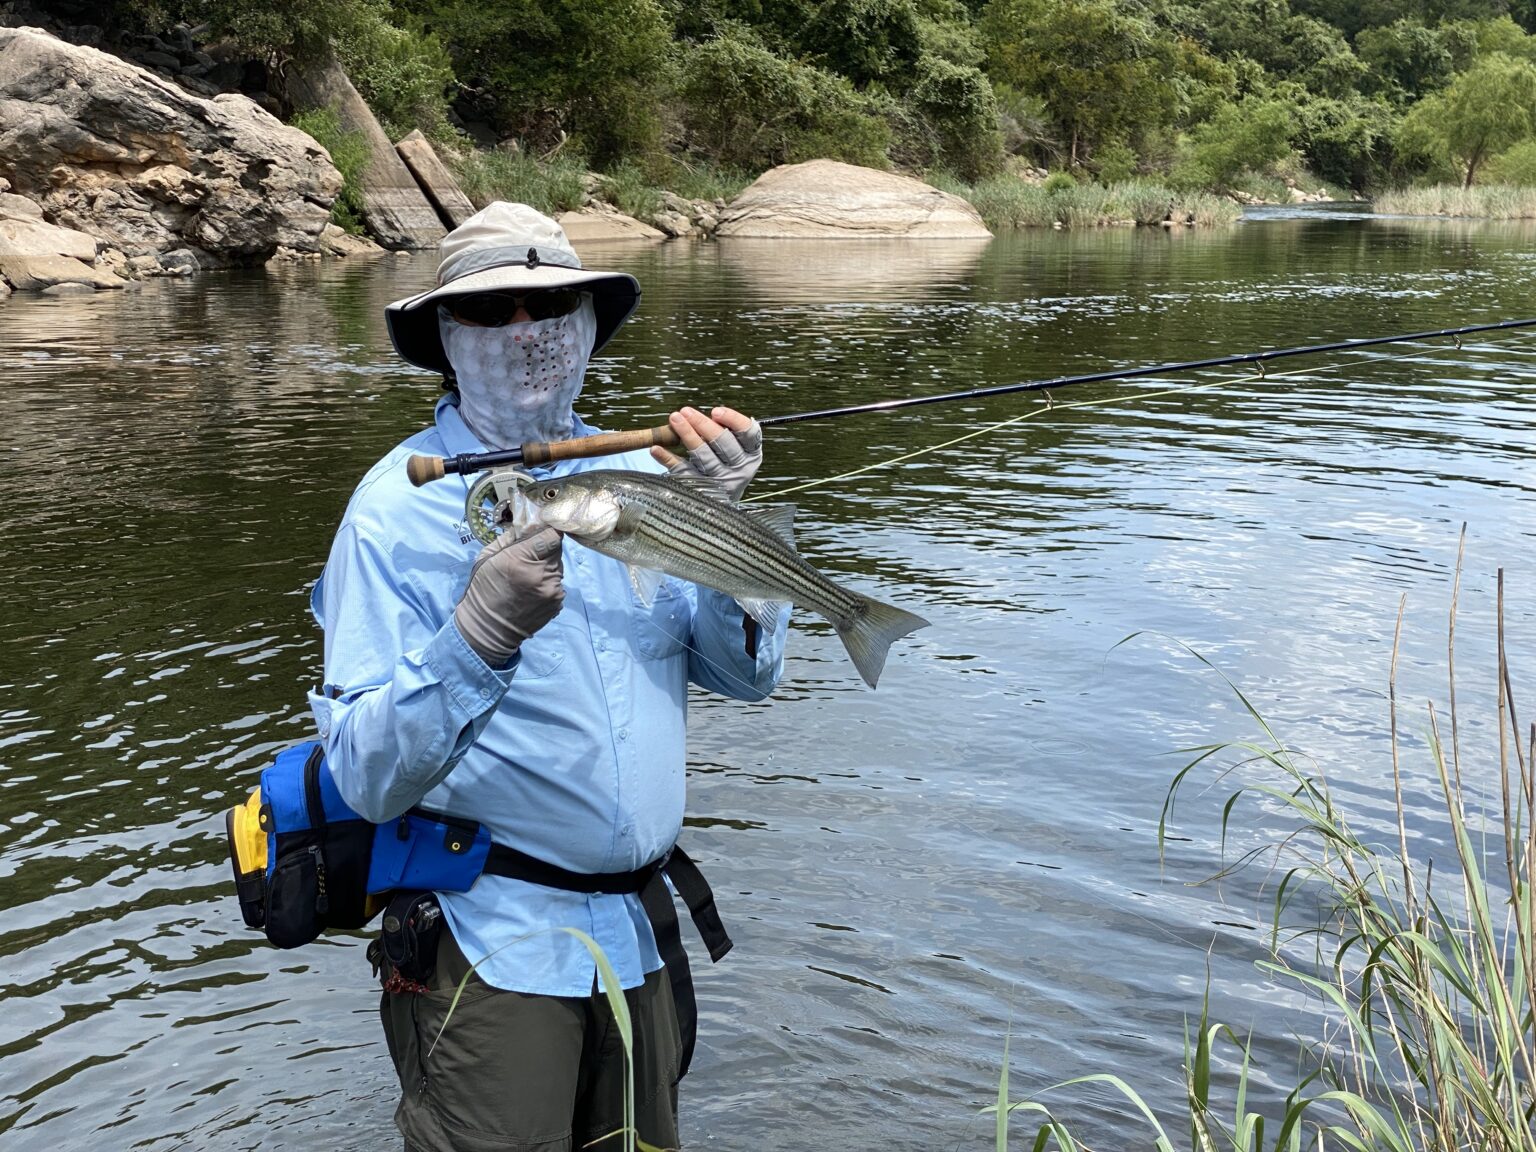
[663,418,764,500]
[453,526,565,667]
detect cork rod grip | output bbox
[406,454,447,487]
[521,424,681,466]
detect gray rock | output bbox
[0,192,43,219]
[41,281,95,294]
[126,253,163,277]
[716,159,991,239]
[0,252,123,289]
[0,27,340,262]
[0,278,10,298]
[652,211,693,238]
[158,248,200,274]
[137,49,180,69]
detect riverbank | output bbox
[1374,183,1536,218]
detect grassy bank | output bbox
[1000,569,1535,1150]
[930,173,1241,229]
[1375,184,1536,218]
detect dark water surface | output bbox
[1,219,1533,1151]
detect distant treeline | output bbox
[85,0,1536,193]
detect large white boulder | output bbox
[716,159,991,239]
[0,26,341,262]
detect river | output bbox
[1,213,1533,1150]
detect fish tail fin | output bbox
[837,596,930,689]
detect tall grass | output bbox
[1375,184,1536,218]
[450,149,589,216]
[929,173,1241,230]
[998,561,1534,1151]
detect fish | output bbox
[513,469,928,688]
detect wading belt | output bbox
[482,842,732,1078]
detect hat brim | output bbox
[385,265,641,377]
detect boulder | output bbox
[716,159,992,239]
[555,208,665,242]
[0,252,123,290]
[317,222,386,258]
[287,57,445,249]
[395,129,477,230]
[0,26,340,262]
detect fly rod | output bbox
[405,316,1536,487]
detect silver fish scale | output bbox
[582,472,864,626]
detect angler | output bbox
[243,202,804,1152]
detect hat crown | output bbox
[437,202,582,287]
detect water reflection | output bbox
[0,219,1533,1150]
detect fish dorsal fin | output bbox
[735,596,787,632]
[741,502,796,547]
[664,472,732,502]
[627,563,665,605]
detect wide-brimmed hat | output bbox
[385,202,641,378]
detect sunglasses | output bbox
[445,289,585,326]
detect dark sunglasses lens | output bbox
[524,290,583,320]
[449,290,583,325]
[450,294,519,326]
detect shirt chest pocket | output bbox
[630,579,692,661]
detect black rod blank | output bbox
[420,317,1536,479]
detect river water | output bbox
[1,214,1533,1151]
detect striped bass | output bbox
[515,469,928,688]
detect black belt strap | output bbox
[481,840,732,1078]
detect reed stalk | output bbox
[997,554,1535,1150]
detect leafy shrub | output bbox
[678,32,890,170]
[1093,140,1138,183]
[1041,170,1077,193]
[291,106,370,232]
[902,55,1004,180]
[597,160,662,220]
[1482,138,1536,185]
[1170,98,1293,191]
[798,0,923,88]
[334,5,456,143]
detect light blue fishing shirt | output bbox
[307,394,789,996]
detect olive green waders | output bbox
[383,927,683,1152]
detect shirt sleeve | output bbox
[685,585,789,701]
[306,520,516,822]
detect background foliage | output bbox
[63,0,1536,197]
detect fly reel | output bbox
[463,468,536,545]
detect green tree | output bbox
[1171,97,1294,189]
[981,0,1176,166]
[799,0,923,87]
[1397,51,1536,184]
[677,31,891,170]
[1356,19,1455,103]
[402,0,673,164]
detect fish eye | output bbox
[543,487,559,500]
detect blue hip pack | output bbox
[226,741,492,949]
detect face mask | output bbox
[438,297,597,449]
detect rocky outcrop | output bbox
[0,176,125,290]
[288,57,445,250]
[0,26,340,265]
[716,159,992,239]
[556,205,666,242]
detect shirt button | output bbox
[479,687,491,699]
[618,729,628,741]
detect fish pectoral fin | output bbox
[735,596,787,632]
[741,502,796,547]
[627,564,666,606]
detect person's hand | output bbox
[453,526,565,667]
[651,406,763,500]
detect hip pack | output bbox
[226,741,495,949]
[226,741,733,1076]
